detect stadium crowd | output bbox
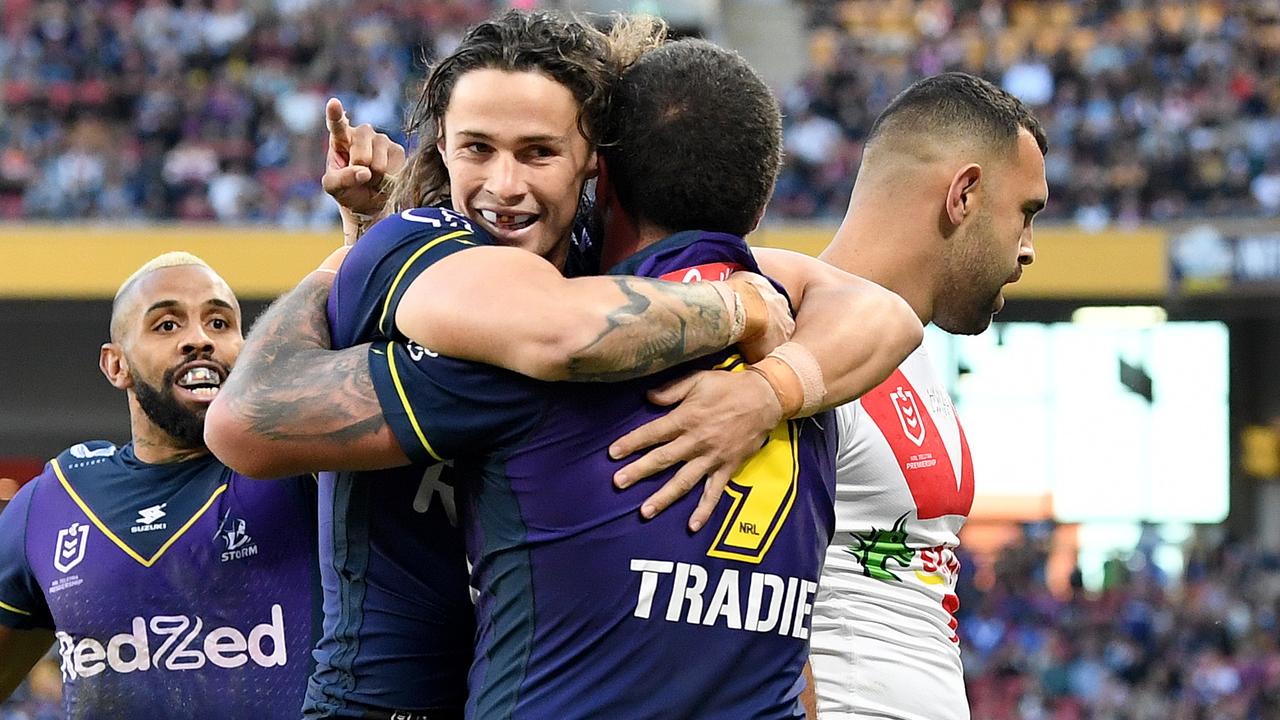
[959,529,1280,720]
[0,0,499,224]
[3,0,1280,225]
[775,0,1280,225]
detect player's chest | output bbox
[30,482,300,618]
[845,358,975,522]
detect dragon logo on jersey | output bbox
[54,522,89,573]
[844,513,914,582]
[890,386,925,447]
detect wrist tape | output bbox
[746,342,827,419]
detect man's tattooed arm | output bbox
[393,246,790,384]
[560,276,732,383]
[204,273,408,478]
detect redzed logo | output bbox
[659,262,741,284]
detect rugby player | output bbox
[0,254,318,717]
[204,16,916,717]
[613,72,1049,720]
[205,13,889,720]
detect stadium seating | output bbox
[775,0,1280,224]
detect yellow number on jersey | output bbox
[706,420,799,564]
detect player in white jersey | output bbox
[808,73,1047,719]
[609,72,1048,719]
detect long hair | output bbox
[389,10,665,212]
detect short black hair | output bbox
[602,39,782,237]
[867,72,1048,156]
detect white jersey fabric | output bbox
[810,345,974,720]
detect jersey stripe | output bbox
[376,230,474,335]
[51,458,228,568]
[0,598,32,616]
[384,342,444,462]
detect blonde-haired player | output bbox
[0,254,319,718]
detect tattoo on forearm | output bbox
[564,278,729,382]
[220,276,387,442]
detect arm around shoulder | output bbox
[394,246,741,382]
[205,272,410,478]
[755,247,923,409]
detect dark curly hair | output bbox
[390,10,663,212]
[601,39,783,237]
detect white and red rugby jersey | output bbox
[810,344,974,720]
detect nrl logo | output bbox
[890,386,925,447]
[54,522,90,573]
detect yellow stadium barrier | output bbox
[1,223,1168,300]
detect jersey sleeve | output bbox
[367,340,544,465]
[833,402,862,475]
[0,473,53,630]
[330,206,487,347]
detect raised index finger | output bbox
[326,97,352,154]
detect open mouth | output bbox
[478,208,539,232]
[173,364,223,401]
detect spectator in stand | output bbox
[960,528,1280,720]
[0,0,499,222]
[782,0,1280,225]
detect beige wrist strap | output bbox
[746,342,827,419]
[708,281,747,343]
[747,357,803,419]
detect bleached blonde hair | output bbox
[110,252,218,341]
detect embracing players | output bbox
[614,72,1049,719]
[207,12,921,720]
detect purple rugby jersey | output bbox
[0,441,318,719]
[306,206,478,719]
[366,226,838,720]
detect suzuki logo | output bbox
[54,523,89,573]
[890,386,926,447]
[136,504,167,526]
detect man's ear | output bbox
[435,122,448,160]
[585,148,599,181]
[945,163,983,228]
[99,343,133,391]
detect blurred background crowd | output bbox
[3,0,1279,227]
[0,0,499,226]
[775,0,1280,224]
[960,529,1280,720]
[4,1,1280,719]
